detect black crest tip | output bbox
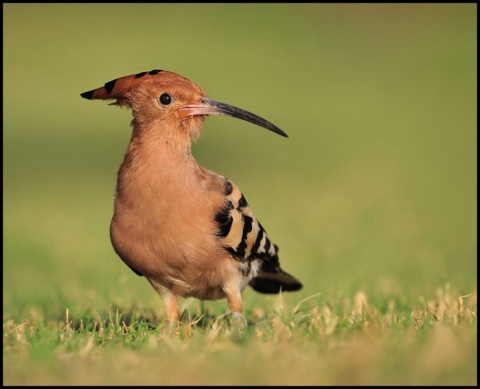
[80,90,95,100]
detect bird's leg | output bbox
[148,279,180,323]
[226,289,248,329]
[161,290,180,322]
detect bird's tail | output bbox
[249,263,302,294]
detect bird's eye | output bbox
[159,93,172,105]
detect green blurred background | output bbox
[3,4,476,318]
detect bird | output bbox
[80,69,302,324]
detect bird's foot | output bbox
[163,319,181,335]
[229,312,248,337]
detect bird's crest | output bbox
[80,69,167,101]
[80,69,199,104]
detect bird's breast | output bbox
[109,153,233,297]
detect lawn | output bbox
[3,3,476,385]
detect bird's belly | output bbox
[110,199,244,298]
[171,259,257,301]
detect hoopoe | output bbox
[81,69,302,323]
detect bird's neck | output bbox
[130,116,193,156]
[115,121,202,200]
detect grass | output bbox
[4,287,476,385]
[3,3,476,386]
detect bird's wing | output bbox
[213,178,279,263]
[212,176,302,293]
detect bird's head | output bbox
[81,69,288,141]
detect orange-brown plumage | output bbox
[81,69,301,322]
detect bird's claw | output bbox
[229,312,247,336]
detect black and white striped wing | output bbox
[214,179,302,293]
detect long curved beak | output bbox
[182,97,288,138]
